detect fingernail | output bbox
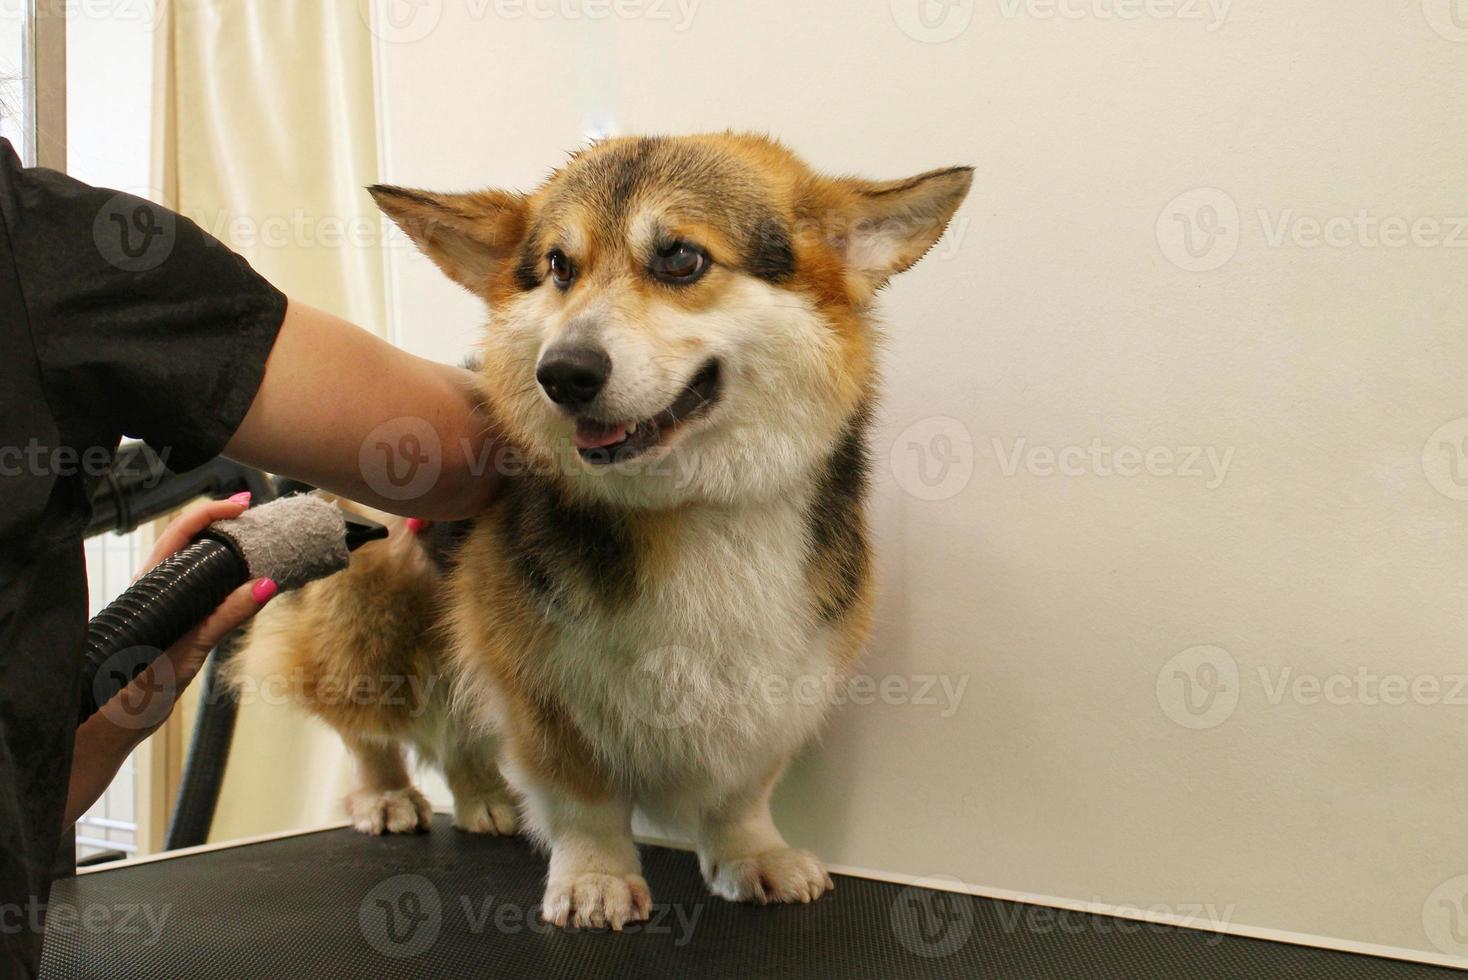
[251,578,277,604]
[406,518,428,535]
[228,491,252,507]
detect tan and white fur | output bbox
[236,133,971,930]
[232,511,518,837]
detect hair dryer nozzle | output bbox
[342,512,389,551]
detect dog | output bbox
[234,133,971,929]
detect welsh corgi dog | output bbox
[234,133,971,930]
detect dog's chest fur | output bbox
[481,440,867,801]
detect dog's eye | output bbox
[649,241,708,284]
[548,250,575,290]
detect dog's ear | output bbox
[369,185,528,295]
[827,166,973,294]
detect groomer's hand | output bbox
[64,494,276,827]
[129,493,278,697]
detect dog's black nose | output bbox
[537,344,611,408]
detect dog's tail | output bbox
[223,500,449,735]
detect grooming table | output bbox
[39,816,1459,979]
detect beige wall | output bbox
[366,0,1468,963]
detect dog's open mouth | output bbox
[573,359,722,465]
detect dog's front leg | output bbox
[441,734,519,836]
[340,733,432,835]
[696,760,833,904]
[525,783,650,930]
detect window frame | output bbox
[20,0,66,169]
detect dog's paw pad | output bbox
[346,787,432,835]
[452,796,518,836]
[706,848,833,904]
[541,873,652,930]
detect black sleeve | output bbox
[0,146,288,472]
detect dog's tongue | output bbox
[574,419,629,450]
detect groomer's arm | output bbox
[224,299,498,521]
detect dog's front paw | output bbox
[452,793,518,836]
[541,873,652,930]
[346,786,432,835]
[706,847,833,904]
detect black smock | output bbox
[0,139,286,977]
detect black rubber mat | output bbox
[38,816,1457,979]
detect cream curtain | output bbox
[151,0,387,841]
[153,0,386,331]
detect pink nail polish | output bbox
[406,518,428,535]
[228,491,252,507]
[251,578,277,604]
